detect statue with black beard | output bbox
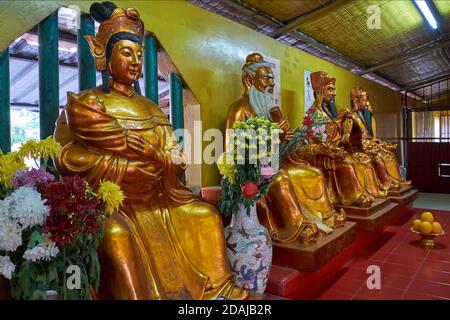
[225,53,345,245]
[350,87,411,189]
[293,71,391,206]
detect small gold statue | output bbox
[225,53,345,245]
[350,87,411,189]
[54,2,248,300]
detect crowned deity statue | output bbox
[293,71,390,207]
[53,2,248,300]
[350,87,411,189]
[225,53,345,245]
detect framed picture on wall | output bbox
[304,70,315,114]
[265,55,281,108]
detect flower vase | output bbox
[224,203,272,294]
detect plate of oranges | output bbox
[411,211,445,247]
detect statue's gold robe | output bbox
[294,105,387,206]
[54,88,248,300]
[226,96,340,243]
[352,108,410,189]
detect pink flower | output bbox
[12,168,55,190]
[303,116,314,126]
[260,165,274,179]
[306,107,316,114]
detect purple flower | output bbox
[12,168,55,190]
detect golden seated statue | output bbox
[293,71,388,207]
[225,54,345,244]
[350,87,411,189]
[54,2,248,300]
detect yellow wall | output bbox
[0,0,402,187]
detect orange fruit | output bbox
[420,221,432,234]
[421,212,434,223]
[412,219,422,231]
[432,222,442,234]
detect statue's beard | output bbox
[249,85,274,119]
[323,96,337,118]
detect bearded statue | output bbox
[291,71,393,206]
[350,87,411,188]
[225,53,345,245]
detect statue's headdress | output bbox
[350,86,369,110]
[310,71,336,98]
[86,2,145,93]
[242,53,265,70]
[241,53,273,89]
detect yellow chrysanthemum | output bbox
[217,152,235,183]
[0,152,27,188]
[17,136,62,160]
[97,180,125,215]
[36,136,62,159]
[17,139,39,159]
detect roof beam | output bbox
[360,39,450,75]
[401,73,450,92]
[227,0,363,71]
[225,0,400,88]
[270,0,351,38]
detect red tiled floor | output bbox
[270,207,450,300]
[380,262,418,278]
[407,279,450,299]
[325,277,364,294]
[340,267,370,281]
[345,257,382,271]
[415,268,450,284]
[427,250,450,263]
[402,291,449,300]
[317,289,353,300]
[385,253,424,267]
[380,273,412,290]
[364,251,389,263]
[421,259,450,273]
[353,286,405,300]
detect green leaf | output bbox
[30,289,45,300]
[27,230,43,248]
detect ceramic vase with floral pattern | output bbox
[224,203,272,294]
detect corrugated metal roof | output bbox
[190,0,450,93]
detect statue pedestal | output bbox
[388,185,418,205]
[335,198,399,231]
[272,221,357,272]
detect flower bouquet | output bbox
[0,137,124,300]
[277,106,329,159]
[218,116,282,216]
[216,116,281,293]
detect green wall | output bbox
[0,0,402,186]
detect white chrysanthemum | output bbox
[0,255,15,280]
[23,236,59,262]
[0,198,10,216]
[312,125,326,134]
[7,186,49,228]
[0,216,23,252]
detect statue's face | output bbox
[358,92,368,110]
[252,67,274,94]
[108,39,143,85]
[323,83,336,104]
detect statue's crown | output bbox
[310,71,335,94]
[89,2,144,71]
[351,86,368,101]
[242,53,265,69]
[95,7,144,51]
